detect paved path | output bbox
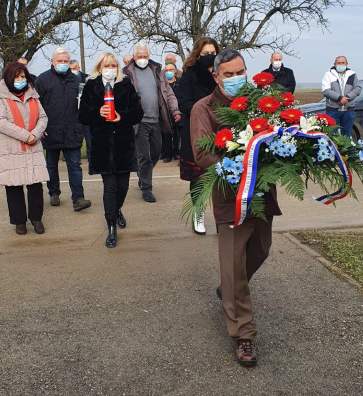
[0,162,362,395]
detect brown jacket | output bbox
[190,87,282,224]
[0,80,49,186]
[123,60,181,134]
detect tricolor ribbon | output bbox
[234,125,352,226]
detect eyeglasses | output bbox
[200,51,216,56]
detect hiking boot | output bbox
[236,339,257,367]
[50,194,60,206]
[73,198,92,212]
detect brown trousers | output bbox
[218,217,273,340]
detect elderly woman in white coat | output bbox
[0,62,49,235]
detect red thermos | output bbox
[104,82,116,121]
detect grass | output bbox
[295,230,363,285]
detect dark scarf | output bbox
[191,61,216,91]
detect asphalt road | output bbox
[0,161,362,395]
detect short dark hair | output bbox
[3,62,33,92]
[214,49,245,72]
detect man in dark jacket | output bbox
[123,42,181,203]
[69,59,88,83]
[35,48,91,211]
[263,52,296,93]
[191,49,281,366]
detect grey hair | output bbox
[335,55,348,64]
[214,49,245,72]
[271,51,283,59]
[52,47,70,60]
[133,41,150,56]
[69,59,79,65]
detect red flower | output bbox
[280,92,295,107]
[258,96,281,113]
[316,113,336,126]
[230,96,248,111]
[214,128,233,149]
[252,72,274,87]
[280,109,303,124]
[249,118,270,133]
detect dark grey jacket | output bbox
[35,66,84,149]
[322,67,361,110]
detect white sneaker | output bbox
[193,212,206,235]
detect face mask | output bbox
[71,69,80,75]
[165,71,175,81]
[223,75,247,97]
[102,68,117,81]
[272,61,282,69]
[336,65,347,73]
[198,54,216,69]
[55,63,69,74]
[136,59,149,69]
[14,80,28,91]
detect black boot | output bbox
[117,210,127,229]
[105,220,117,248]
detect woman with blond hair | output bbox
[0,62,48,235]
[79,53,143,248]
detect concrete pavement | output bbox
[0,161,362,395]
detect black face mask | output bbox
[198,54,216,69]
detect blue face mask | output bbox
[14,80,28,91]
[55,63,69,74]
[165,71,175,81]
[223,74,247,97]
[336,65,347,74]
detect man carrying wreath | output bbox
[190,49,281,366]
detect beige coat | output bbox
[0,80,49,186]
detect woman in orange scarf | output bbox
[0,62,49,235]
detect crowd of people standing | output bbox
[0,37,361,366]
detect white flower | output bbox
[300,116,319,133]
[226,140,240,152]
[237,125,253,147]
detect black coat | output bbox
[263,64,296,93]
[177,63,216,181]
[35,67,84,149]
[79,76,143,175]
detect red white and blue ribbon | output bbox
[234,126,352,226]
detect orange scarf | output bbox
[6,97,40,151]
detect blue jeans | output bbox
[46,148,84,202]
[327,110,355,137]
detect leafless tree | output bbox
[100,0,344,60]
[0,0,123,68]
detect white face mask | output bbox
[136,58,149,69]
[102,68,117,81]
[272,61,282,69]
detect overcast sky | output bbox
[29,0,363,85]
